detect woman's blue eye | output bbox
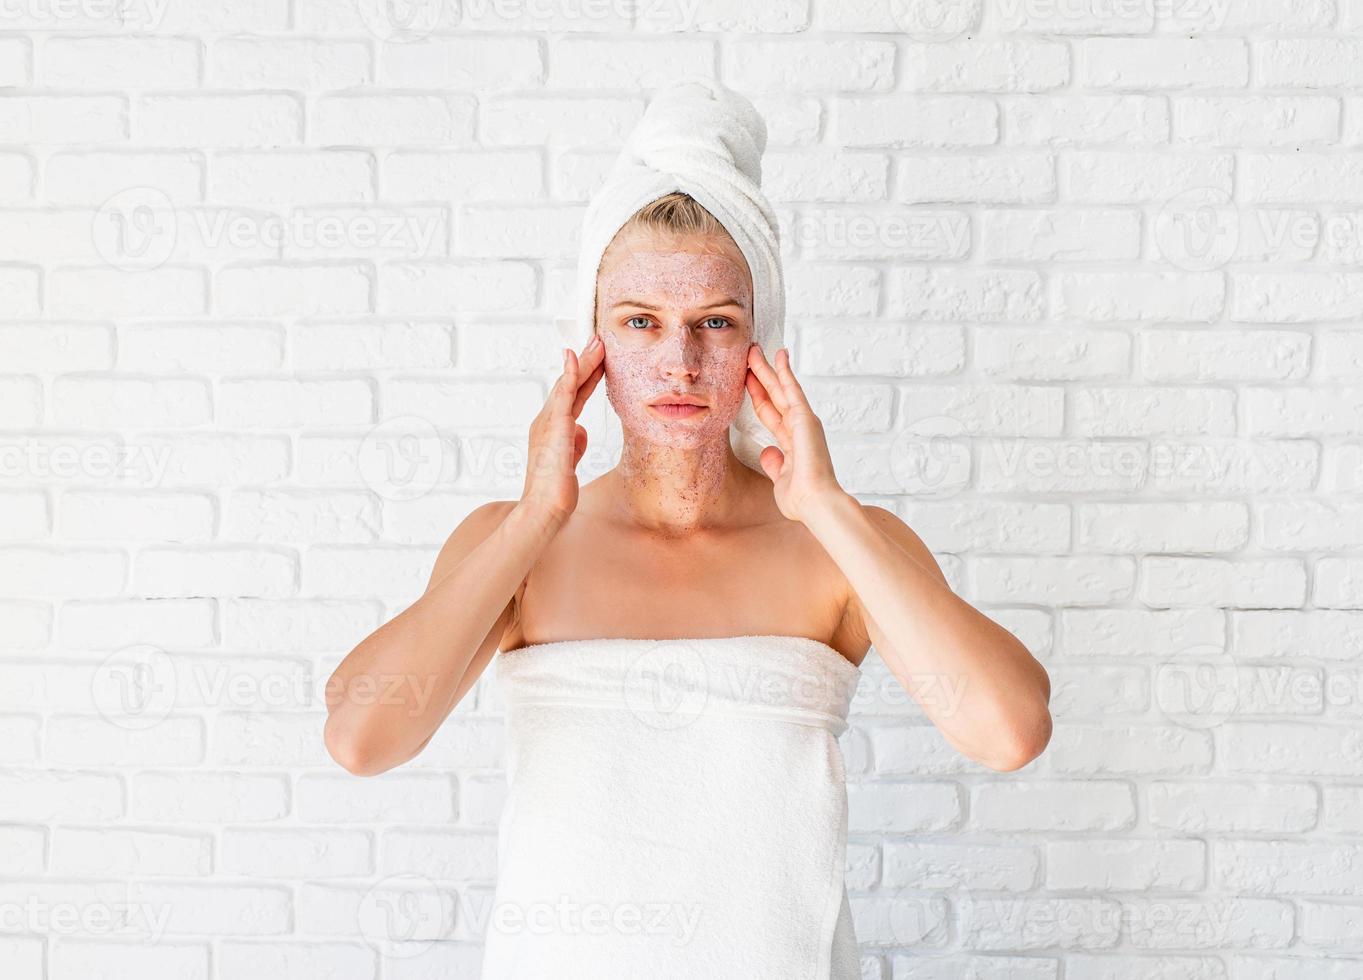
[623,315,729,330]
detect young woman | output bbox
[321,193,1052,980]
[324,84,1051,978]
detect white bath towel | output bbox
[557,76,786,473]
[479,635,861,979]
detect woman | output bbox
[324,82,1050,978]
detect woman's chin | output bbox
[623,422,731,451]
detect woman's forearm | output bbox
[804,490,1051,771]
[323,502,563,775]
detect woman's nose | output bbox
[654,325,702,379]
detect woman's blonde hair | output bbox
[620,191,727,239]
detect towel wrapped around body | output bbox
[477,635,862,979]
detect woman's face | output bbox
[594,227,754,451]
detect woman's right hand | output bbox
[521,334,606,527]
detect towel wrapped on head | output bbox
[559,76,786,472]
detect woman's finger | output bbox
[747,345,790,414]
[746,371,791,452]
[571,361,605,417]
[569,335,605,416]
[554,347,578,406]
[774,347,813,410]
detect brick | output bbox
[43,37,199,87]
[1257,39,1363,88]
[1149,780,1318,832]
[1048,839,1205,890]
[1062,152,1232,203]
[1053,272,1225,323]
[1077,501,1248,553]
[896,154,1055,204]
[889,267,1044,322]
[210,39,370,88]
[314,94,475,147]
[137,95,301,148]
[382,37,543,88]
[0,97,126,144]
[836,95,999,147]
[1080,39,1250,89]
[1004,96,1169,146]
[1173,97,1339,146]
[981,209,1138,261]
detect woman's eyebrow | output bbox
[609,297,748,310]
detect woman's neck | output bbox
[607,436,760,536]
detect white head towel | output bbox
[558,76,786,473]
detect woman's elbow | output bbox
[987,705,1053,773]
[324,713,396,778]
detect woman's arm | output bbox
[744,344,1051,773]
[322,501,563,777]
[323,337,605,777]
[806,494,1052,772]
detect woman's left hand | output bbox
[745,345,849,525]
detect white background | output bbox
[2,0,1362,976]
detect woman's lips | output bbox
[649,403,707,419]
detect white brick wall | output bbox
[1,2,1361,976]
